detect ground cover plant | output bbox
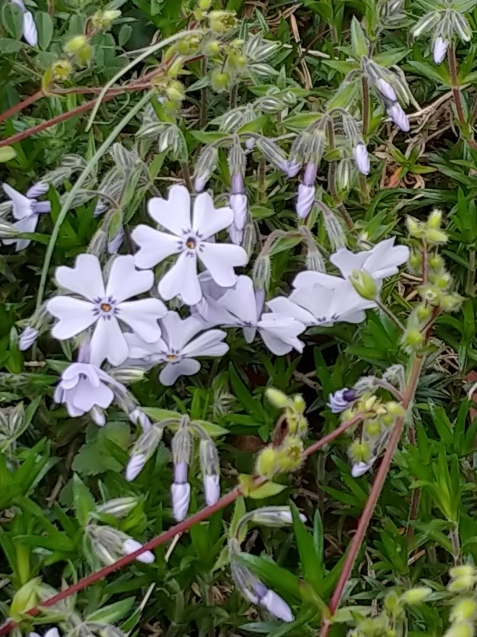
[1,0,477,635]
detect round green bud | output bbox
[450,565,476,579]
[211,70,231,92]
[400,587,432,605]
[256,447,278,479]
[451,599,477,623]
[365,419,381,436]
[266,387,289,409]
[428,254,444,270]
[350,269,378,301]
[448,575,475,593]
[416,304,432,322]
[64,35,89,54]
[403,328,424,348]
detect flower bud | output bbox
[425,227,448,245]
[171,482,191,521]
[211,70,231,92]
[453,12,472,43]
[129,408,152,431]
[126,454,146,481]
[193,145,219,192]
[450,565,476,579]
[122,538,155,563]
[256,447,278,479]
[64,35,89,54]
[433,37,448,64]
[350,269,378,300]
[416,304,432,321]
[448,575,476,593]
[444,623,473,637]
[276,436,303,472]
[305,245,325,272]
[296,184,315,219]
[328,388,357,413]
[351,459,375,477]
[406,216,423,238]
[253,254,271,290]
[109,367,146,384]
[402,327,424,349]
[266,387,289,409]
[400,587,432,605]
[452,599,477,623]
[286,159,302,178]
[19,326,39,351]
[376,78,397,102]
[412,11,440,37]
[353,143,370,175]
[251,506,306,527]
[440,293,463,312]
[204,474,220,506]
[387,103,410,132]
[97,497,137,518]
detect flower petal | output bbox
[181,329,228,358]
[192,192,233,238]
[132,225,181,269]
[72,377,114,412]
[55,254,105,300]
[2,183,33,220]
[292,270,341,290]
[329,248,369,278]
[22,10,37,45]
[218,275,258,325]
[48,297,97,339]
[199,243,248,288]
[3,214,39,251]
[158,252,201,305]
[160,359,201,385]
[258,314,305,354]
[90,316,129,366]
[266,296,316,325]
[62,362,100,387]
[147,185,191,235]
[118,298,166,342]
[160,311,205,351]
[106,255,154,302]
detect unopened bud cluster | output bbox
[255,389,308,479]
[404,210,462,353]
[125,415,221,522]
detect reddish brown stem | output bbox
[320,356,423,637]
[0,90,43,124]
[0,414,361,636]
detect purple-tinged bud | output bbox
[328,388,357,413]
[122,538,155,563]
[204,474,220,505]
[286,160,302,178]
[228,223,244,245]
[19,326,39,351]
[94,199,108,216]
[433,37,448,64]
[174,459,188,484]
[386,103,410,132]
[260,589,294,622]
[231,171,244,194]
[26,182,49,198]
[376,78,397,102]
[245,137,255,150]
[107,229,124,254]
[194,175,208,192]
[91,406,106,427]
[230,193,248,230]
[352,143,370,175]
[126,454,146,481]
[129,408,152,431]
[302,162,317,187]
[171,482,190,521]
[296,184,315,219]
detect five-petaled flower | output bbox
[2,183,50,251]
[126,311,229,385]
[47,254,167,366]
[132,185,248,305]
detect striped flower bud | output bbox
[171,419,192,521]
[433,36,448,64]
[193,145,219,192]
[376,78,397,102]
[251,506,306,527]
[328,388,357,413]
[125,421,168,481]
[122,538,155,563]
[386,103,410,132]
[199,435,220,506]
[353,143,370,175]
[19,326,39,351]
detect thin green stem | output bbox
[376,299,406,331]
[35,91,153,311]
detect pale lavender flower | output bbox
[47,254,167,367]
[330,237,410,281]
[132,185,248,305]
[54,361,125,422]
[108,228,124,254]
[204,474,220,506]
[19,326,39,351]
[286,159,302,178]
[386,103,410,132]
[328,388,357,413]
[126,311,229,385]
[2,183,51,251]
[194,175,208,192]
[122,538,155,563]
[11,0,37,46]
[199,275,306,355]
[353,143,370,175]
[433,36,448,64]
[129,407,152,431]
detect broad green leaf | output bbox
[291,503,325,590]
[36,12,53,50]
[87,598,136,624]
[350,17,368,57]
[247,480,287,499]
[235,553,301,600]
[0,146,16,162]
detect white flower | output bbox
[330,238,410,282]
[122,538,155,563]
[47,254,167,366]
[268,275,373,327]
[171,482,191,521]
[54,361,125,421]
[11,0,38,46]
[433,36,448,64]
[132,185,248,305]
[126,311,229,385]
[204,474,220,506]
[353,143,370,175]
[2,183,50,251]
[386,103,410,132]
[19,326,39,350]
[328,388,357,413]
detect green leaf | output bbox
[36,12,53,50]
[291,503,325,591]
[72,474,96,527]
[235,553,301,600]
[350,17,368,57]
[87,598,136,624]
[248,481,287,499]
[0,38,24,54]
[228,364,268,422]
[1,3,23,39]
